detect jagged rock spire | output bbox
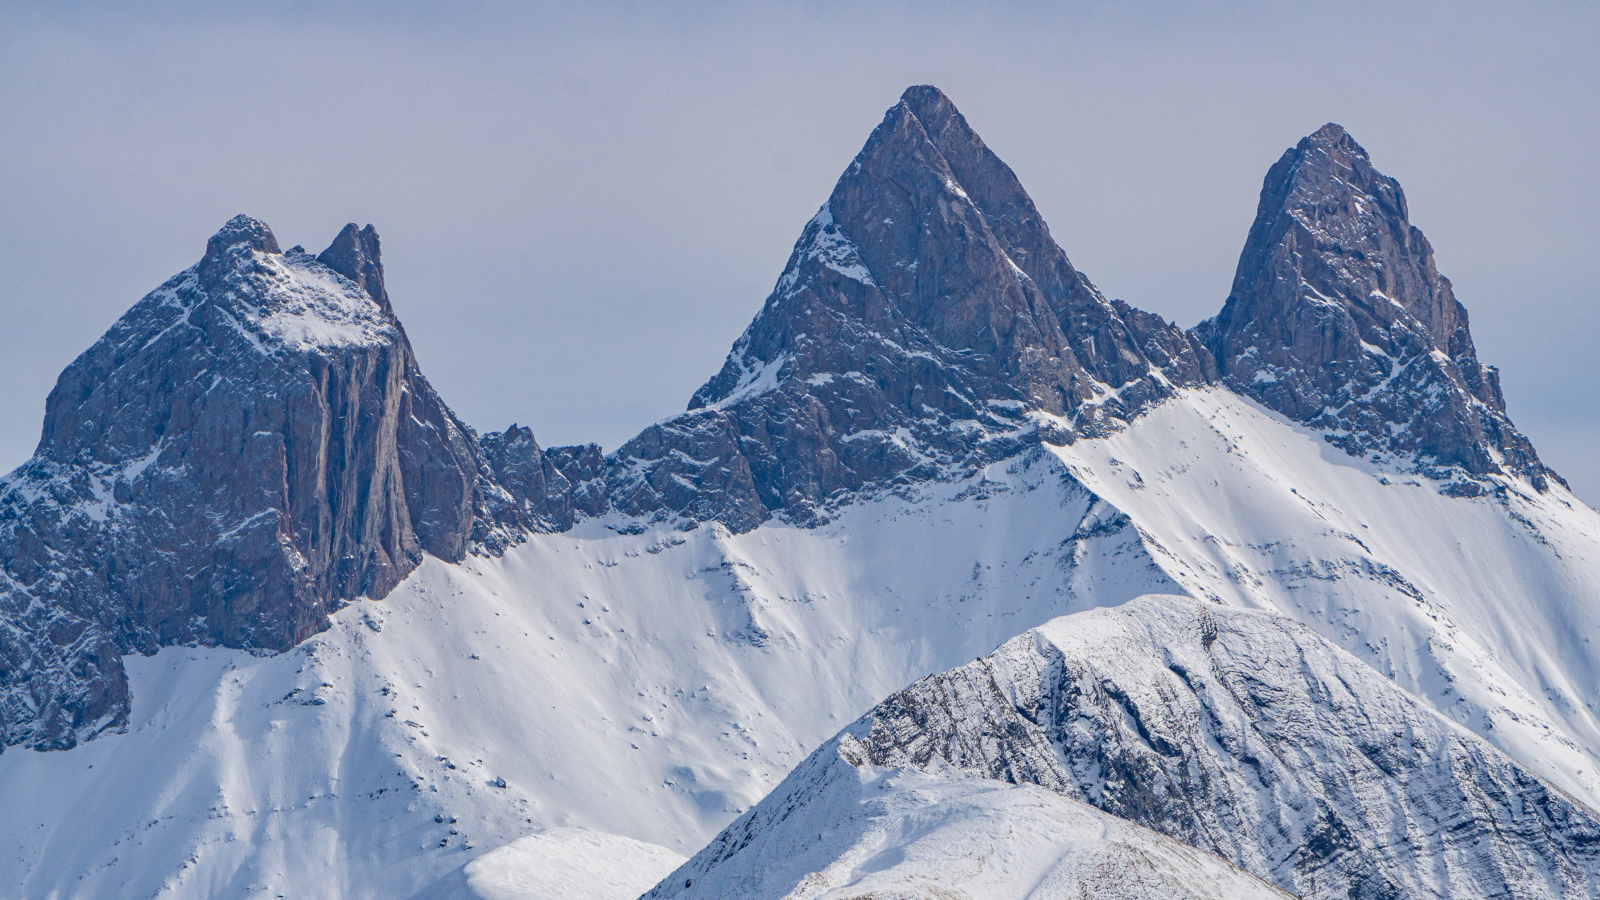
[623,86,1210,531]
[693,85,1209,416]
[1200,124,1554,491]
[319,223,391,311]
[200,214,280,269]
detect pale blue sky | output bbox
[2,1,1595,503]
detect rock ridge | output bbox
[0,90,1568,753]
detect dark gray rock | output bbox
[1,89,1568,756]
[0,216,519,750]
[478,426,609,532]
[1198,124,1556,491]
[611,86,1213,532]
[318,223,391,313]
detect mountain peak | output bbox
[0,214,528,749]
[895,85,964,139]
[318,222,391,311]
[898,83,953,107]
[1201,125,1553,490]
[618,88,1211,532]
[201,214,279,268]
[1309,121,1350,143]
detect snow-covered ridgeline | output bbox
[659,596,1600,900]
[0,455,1172,899]
[645,739,1294,900]
[1043,387,1600,809]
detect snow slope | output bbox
[1044,387,1600,808]
[417,828,684,900]
[663,595,1600,900]
[2,388,1597,898]
[0,453,1172,899]
[643,744,1293,900]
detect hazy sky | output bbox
[3,2,1596,504]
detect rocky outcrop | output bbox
[478,426,611,532]
[0,216,522,750]
[611,86,1213,531]
[1198,124,1555,492]
[836,596,1600,900]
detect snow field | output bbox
[0,450,1169,899]
[1046,387,1600,808]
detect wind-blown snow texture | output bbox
[662,596,1600,900]
[644,738,1294,900]
[1043,389,1600,809]
[418,828,684,900]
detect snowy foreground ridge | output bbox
[1,84,1598,899]
[649,742,1296,900]
[654,596,1600,900]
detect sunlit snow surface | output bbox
[419,828,684,900]
[1,388,1597,898]
[647,755,1293,900]
[1043,388,1600,806]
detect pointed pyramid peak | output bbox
[1255,123,1395,225]
[1310,121,1350,142]
[202,215,279,268]
[863,85,979,167]
[318,223,390,311]
[1205,123,1553,488]
[1292,121,1372,166]
[898,84,958,120]
[896,85,990,163]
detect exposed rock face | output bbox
[610,86,1214,531]
[478,426,609,532]
[1199,124,1554,492]
[840,596,1600,900]
[0,216,519,750]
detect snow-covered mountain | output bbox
[0,85,1596,899]
[0,456,1178,897]
[645,727,1295,900]
[656,596,1600,900]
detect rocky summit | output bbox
[0,84,1593,900]
[609,86,1213,531]
[1198,124,1555,493]
[0,217,542,750]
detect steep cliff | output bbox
[0,217,524,749]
